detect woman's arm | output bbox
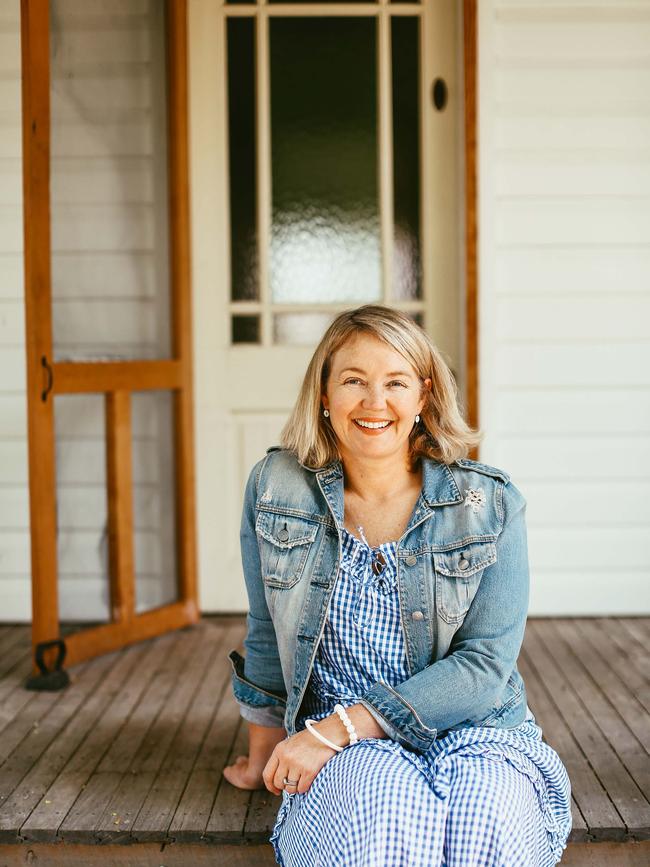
[224,459,289,790]
[358,480,530,752]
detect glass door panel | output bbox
[228,16,258,304]
[269,17,380,305]
[392,16,422,301]
[225,3,428,347]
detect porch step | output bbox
[0,616,648,860]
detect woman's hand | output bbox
[262,727,339,795]
[262,704,387,796]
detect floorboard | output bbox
[0,615,648,858]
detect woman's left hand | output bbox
[262,704,388,795]
[262,726,340,795]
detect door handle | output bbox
[41,355,53,402]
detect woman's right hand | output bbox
[222,754,267,790]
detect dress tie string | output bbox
[347,525,394,626]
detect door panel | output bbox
[191,0,460,611]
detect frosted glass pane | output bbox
[55,394,111,623]
[49,0,172,361]
[274,313,336,345]
[269,18,380,304]
[228,17,258,301]
[131,391,178,613]
[392,16,422,301]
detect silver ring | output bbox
[283,776,299,787]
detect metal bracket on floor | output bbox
[25,638,70,691]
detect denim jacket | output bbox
[228,446,530,752]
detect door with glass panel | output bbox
[207,0,460,611]
[22,0,198,669]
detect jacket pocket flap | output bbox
[256,511,319,549]
[434,540,497,578]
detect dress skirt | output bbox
[269,527,572,866]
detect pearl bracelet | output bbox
[334,703,359,745]
[304,718,344,752]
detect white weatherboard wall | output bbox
[0,1,30,621]
[478,1,650,615]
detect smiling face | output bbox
[322,332,431,465]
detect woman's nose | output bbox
[361,386,388,408]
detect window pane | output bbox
[392,16,422,301]
[49,0,172,361]
[228,17,258,301]
[232,314,260,343]
[269,17,380,304]
[274,312,335,345]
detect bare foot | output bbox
[222,755,266,790]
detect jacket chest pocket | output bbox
[433,540,497,624]
[255,511,319,590]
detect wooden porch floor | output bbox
[0,616,649,864]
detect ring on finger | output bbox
[282,775,299,787]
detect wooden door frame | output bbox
[463,0,479,457]
[20,0,199,670]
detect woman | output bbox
[223,305,572,866]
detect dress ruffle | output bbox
[339,526,398,595]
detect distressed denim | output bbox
[229,447,530,752]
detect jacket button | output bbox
[459,557,470,570]
[411,610,424,621]
[405,555,417,566]
[277,528,290,541]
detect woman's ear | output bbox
[418,378,432,414]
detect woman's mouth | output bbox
[353,419,394,434]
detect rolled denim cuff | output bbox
[229,648,287,711]
[359,701,403,742]
[239,702,287,728]
[360,681,438,752]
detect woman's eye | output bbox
[343,378,406,387]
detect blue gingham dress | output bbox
[270,527,572,866]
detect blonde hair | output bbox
[279,304,483,469]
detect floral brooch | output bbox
[464,487,486,514]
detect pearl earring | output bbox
[415,415,420,423]
[323,409,330,417]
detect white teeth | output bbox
[355,420,392,429]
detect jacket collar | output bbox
[305,456,463,530]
